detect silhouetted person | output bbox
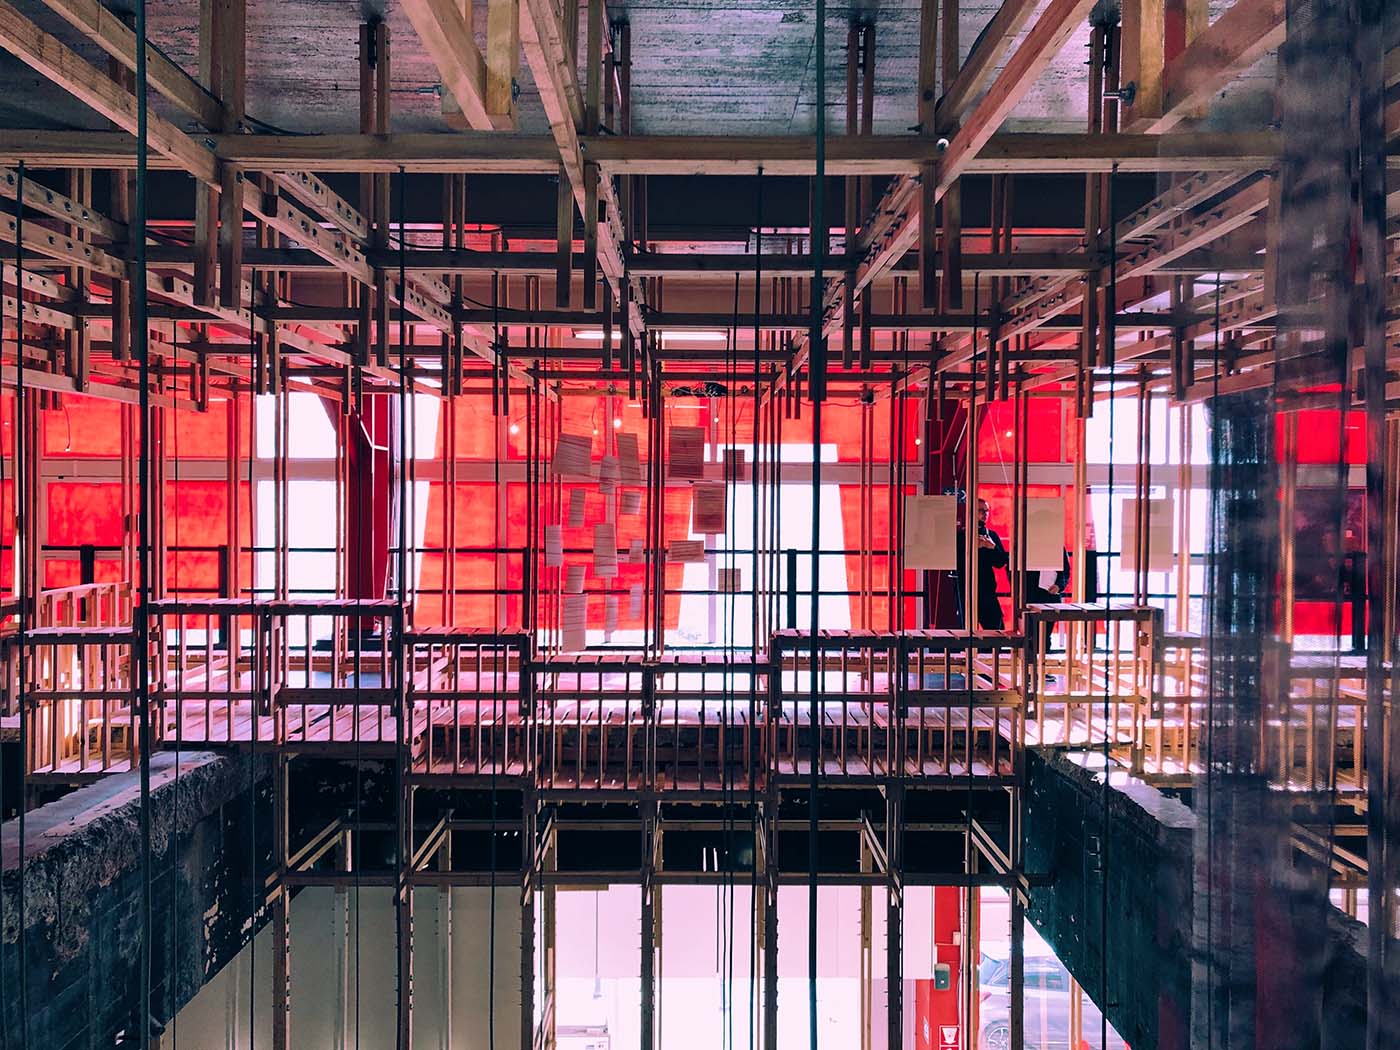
[957,498,1009,630]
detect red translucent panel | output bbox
[0,480,12,591]
[46,482,124,547]
[1278,409,1365,465]
[43,398,123,456]
[838,484,917,630]
[171,399,242,459]
[165,480,253,594]
[976,398,1065,464]
[0,393,12,457]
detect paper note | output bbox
[668,539,707,563]
[561,594,587,651]
[723,448,746,481]
[593,523,618,579]
[692,483,728,534]
[629,583,643,619]
[544,524,563,567]
[628,537,644,563]
[616,432,642,482]
[718,567,742,593]
[1025,497,1067,571]
[604,595,619,636]
[904,495,958,571]
[598,455,620,495]
[564,564,585,594]
[620,490,642,516]
[1121,497,1174,574]
[567,488,586,528]
[552,432,593,478]
[668,425,706,479]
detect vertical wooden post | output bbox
[215,0,246,310]
[485,0,521,128]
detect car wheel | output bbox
[982,1022,1011,1050]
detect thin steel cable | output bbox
[1098,161,1119,1050]
[748,168,764,1050]
[488,269,502,1050]
[133,0,156,1037]
[396,164,411,1050]
[808,0,826,1044]
[12,158,28,1050]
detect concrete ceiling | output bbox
[0,0,1277,138]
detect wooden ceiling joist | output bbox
[0,129,1292,175]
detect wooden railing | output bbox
[16,599,1374,798]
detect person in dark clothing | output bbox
[1024,549,1071,606]
[956,498,1009,630]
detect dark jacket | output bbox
[1024,550,1071,606]
[956,527,1009,630]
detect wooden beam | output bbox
[0,129,1295,175]
[34,0,224,129]
[485,0,521,129]
[0,0,217,183]
[265,170,370,243]
[935,0,1040,134]
[401,0,495,131]
[214,0,245,308]
[1148,0,1285,132]
[1120,0,1166,123]
[0,166,124,240]
[245,186,374,283]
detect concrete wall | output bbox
[1,751,272,1050]
[1023,749,1198,1050]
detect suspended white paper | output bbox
[718,567,742,593]
[904,495,958,570]
[628,537,644,563]
[604,595,619,636]
[564,564,586,594]
[598,454,620,495]
[723,448,746,482]
[592,523,618,579]
[1025,497,1067,571]
[616,432,642,482]
[1121,497,1175,574]
[668,539,707,563]
[668,425,706,479]
[567,488,586,528]
[544,524,563,567]
[692,483,727,534]
[552,432,593,478]
[621,490,642,516]
[629,583,643,619]
[561,594,587,651]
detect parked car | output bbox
[977,954,1129,1050]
